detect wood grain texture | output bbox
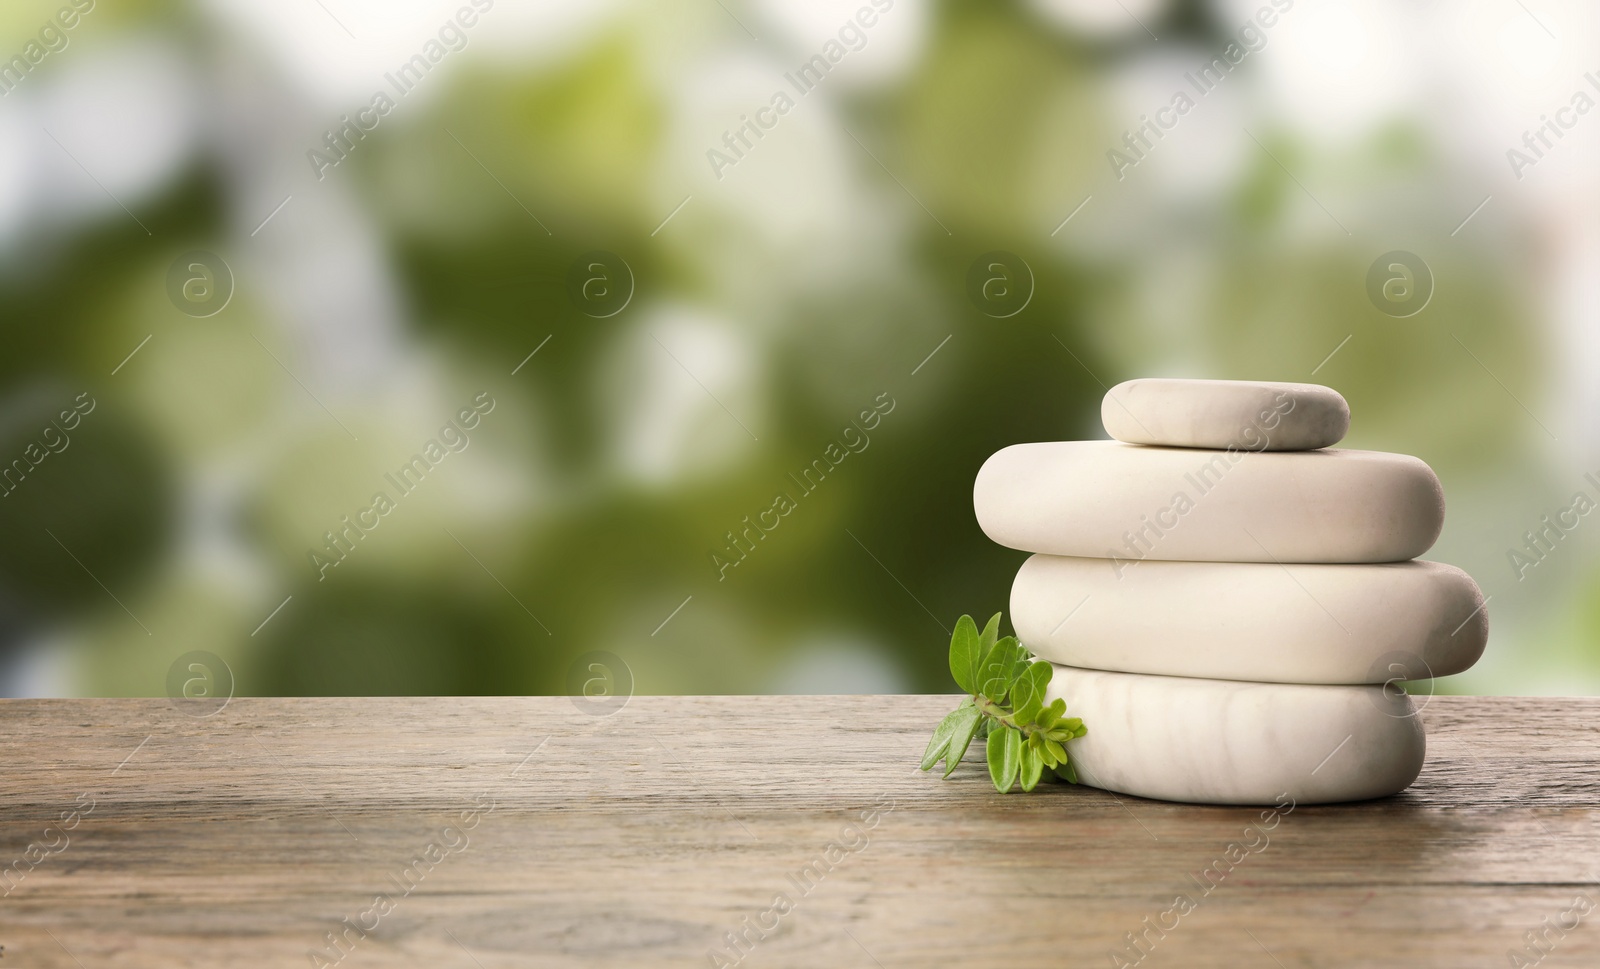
[0,695,1597,968]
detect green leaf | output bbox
[979,612,1001,656]
[919,609,1087,796]
[1010,661,1052,725]
[1038,698,1066,729]
[1019,743,1044,792]
[1001,727,1022,792]
[1008,646,1032,685]
[948,615,982,695]
[987,727,1021,793]
[919,704,963,771]
[985,728,1005,791]
[992,635,1031,687]
[977,637,1025,702]
[974,644,1003,701]
[943,703,983,778]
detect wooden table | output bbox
[0,695,1595,967]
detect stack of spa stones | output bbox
[972,378,1488,806]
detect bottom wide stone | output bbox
[1045,666,1426,805]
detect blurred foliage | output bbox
[0,0,1581,698]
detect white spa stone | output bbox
[973,441,1444,563]
[1012,555,1487,684]
[1045,666,1426,805]
[1102,378,1350,451]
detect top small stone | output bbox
[1102,378,1350,451]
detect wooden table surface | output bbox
[0,695,1596,968]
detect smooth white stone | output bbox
[974,441,1444,563]
[1013,556,1487,684]
[1103,378,1350,451]
[1045,666,1426,805]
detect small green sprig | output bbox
[920,613,1087,793]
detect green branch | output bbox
[919,612,1088,793]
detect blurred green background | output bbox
[0,0,1594,698]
